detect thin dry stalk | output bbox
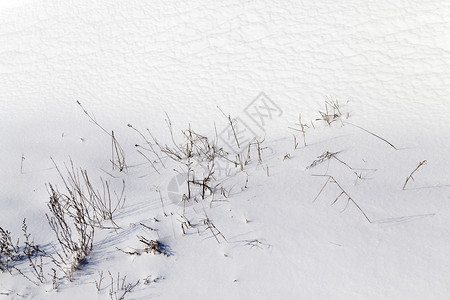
[128,123,165,174]
[312,174,371,223]
[308,151,363,183]
[20,154,25,174]
[316,98,344,126]
[345,122,397,150]
[202,215,226,244]
[135,149,160,175]
[402,160,427,190]
[247,138,266,165]
[95,270,104,292]
[49,268,60,290]
[21,220,46,284]
[293,135,298,149]
[111,131,127,172]
[299,114,307,146]
[154,186,167,217]
[179,215,192,232]
[108,271,140,300]
[308,151,338,169]
[244,239,270,249]
[289,114,307,147]
[217,106,240,149]
[77,101,127,172]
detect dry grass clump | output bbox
[50,159,125,230]
[1,220,48,285]
[0,226,20,273]
[44,159,126,279]
[316,98,348,127]
[130,115,233,210]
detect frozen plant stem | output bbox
[316,98,344,126]
[20,154,25,174]
[402,160,427,190]
[308,151,363,184]
[95,270,104,292]
[77,101,127,172]
[289,114,307,147]
[217,106,240,149]
[312,174,371,223]
[299,114,307,146]
[345,122,397,150]
[155,186,167,216]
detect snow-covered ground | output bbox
[1,1,450,299]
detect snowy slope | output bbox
[1,0,450,299]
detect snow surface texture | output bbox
[1,0,450,299]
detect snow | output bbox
[0,0,31,11]
[1,0,450,299]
